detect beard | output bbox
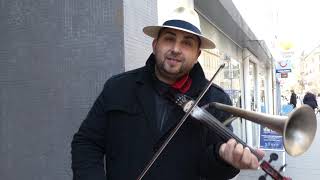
[154,52,188,83]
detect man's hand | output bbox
[219,139,265,169]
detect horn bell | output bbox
[208,102,317,157]
[284,104,317,156]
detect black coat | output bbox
[71,54,239,180]
[303,92,318,109]
[289,92,297,106]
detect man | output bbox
[289,90,297,108]
[71,6,264,180]
[303,92,318,110]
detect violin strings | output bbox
[192,107,263,161]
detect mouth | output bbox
[165,57,182,66]
[166,57,182,63]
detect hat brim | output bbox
[143,25,216,49]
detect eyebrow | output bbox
[163,31,197,41]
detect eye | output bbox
[182,40,194,47]
[164,36,175,42]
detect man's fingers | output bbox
[241,147,261,169]
[255,148,266,158]
[219,139,265,170]
[225,139,237,152]
[240,147,252,168]
[250,153,260,169]
[219,139,236,163]
[233,143,243,162]
[219,143,226,158]
[224,139,237,161]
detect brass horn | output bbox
[206,102,317,157]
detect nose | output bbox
[172,42,182,55]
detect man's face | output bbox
[152,28,201,84]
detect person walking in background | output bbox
[289,90,297,108]
[303,92,318,110]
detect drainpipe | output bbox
[243,57,253,147]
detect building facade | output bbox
[298,45,320,94]
[194,0,276,147]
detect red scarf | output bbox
[171,74,192,93]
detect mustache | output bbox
[166,53,183,61]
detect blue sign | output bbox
[275,59,292,73]
[276,69,292,73]
[259,126,284,151]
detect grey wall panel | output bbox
[123,0,157,71]
[0,0,124,179]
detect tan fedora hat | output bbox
[143,6,216,49]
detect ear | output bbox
[192,50,201,65]
[195,50,201,63]
[197,49,201,58]
[152,39,157,54]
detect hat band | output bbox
[163,20,201,35]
